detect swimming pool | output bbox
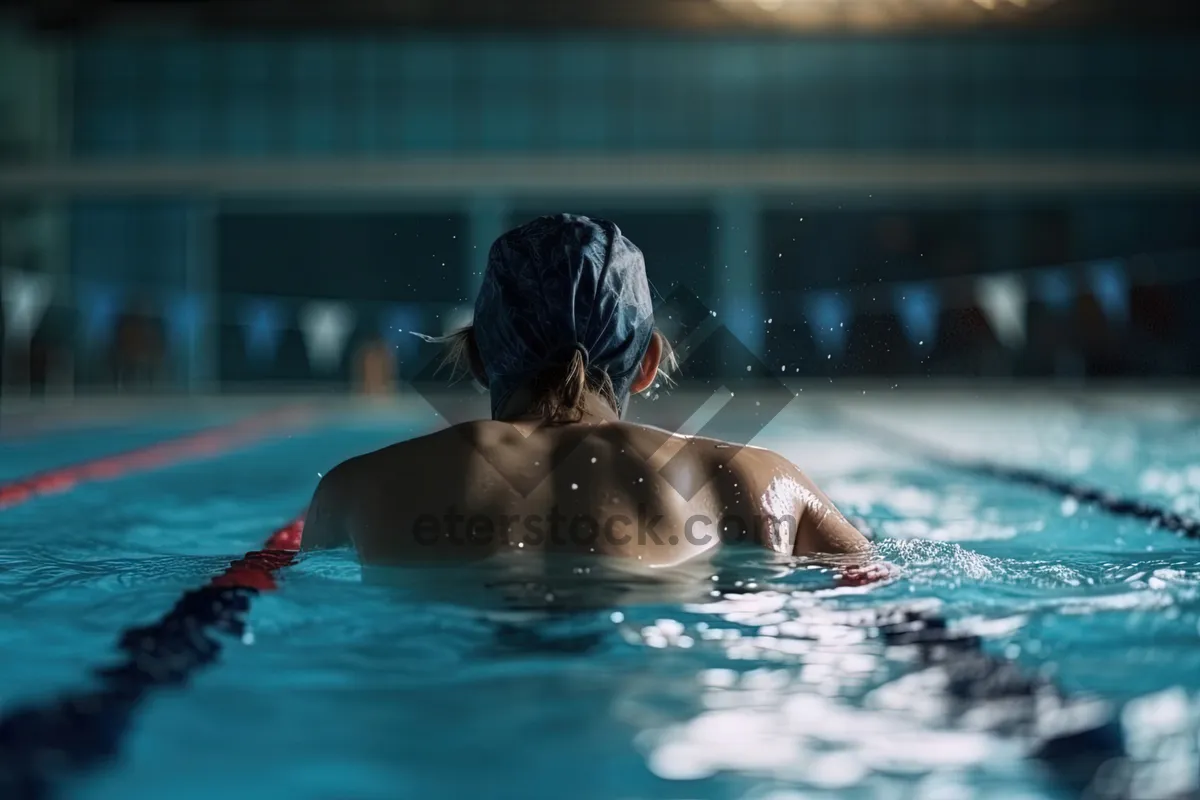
[1,390,1198,799]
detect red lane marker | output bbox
[0,510,308,800]
[0,407,315,510]
[210,515,305,591]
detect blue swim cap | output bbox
[473,214,655,419]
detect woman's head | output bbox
[445,214,668,422]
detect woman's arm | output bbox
[788,465,871,556]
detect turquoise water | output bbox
[1,394,1198,799]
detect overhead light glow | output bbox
[715,0,1058,27]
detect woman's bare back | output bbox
[302,419,868,566]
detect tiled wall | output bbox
[71,36,1200,158]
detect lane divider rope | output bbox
[0,515,305,800]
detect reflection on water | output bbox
[1,522,1194,798]
[278,540,1199,799]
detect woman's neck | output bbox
[494,385,621,425]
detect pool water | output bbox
[1,391,1198,799]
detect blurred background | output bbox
[0,0,1197,401]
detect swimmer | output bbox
[303,214,871,569]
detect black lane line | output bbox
[841,412,1200,540]
[958,460,1200,538]
[874,604,1126,796]
[0,544,297,800]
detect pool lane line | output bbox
[869,604,1126,795]
[954,459,1200,538]
[0,406,317,511]
[0,514,306,800]
[839,411,1200,540]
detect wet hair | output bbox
[439,326,676,423]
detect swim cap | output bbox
[473,214,655,419]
